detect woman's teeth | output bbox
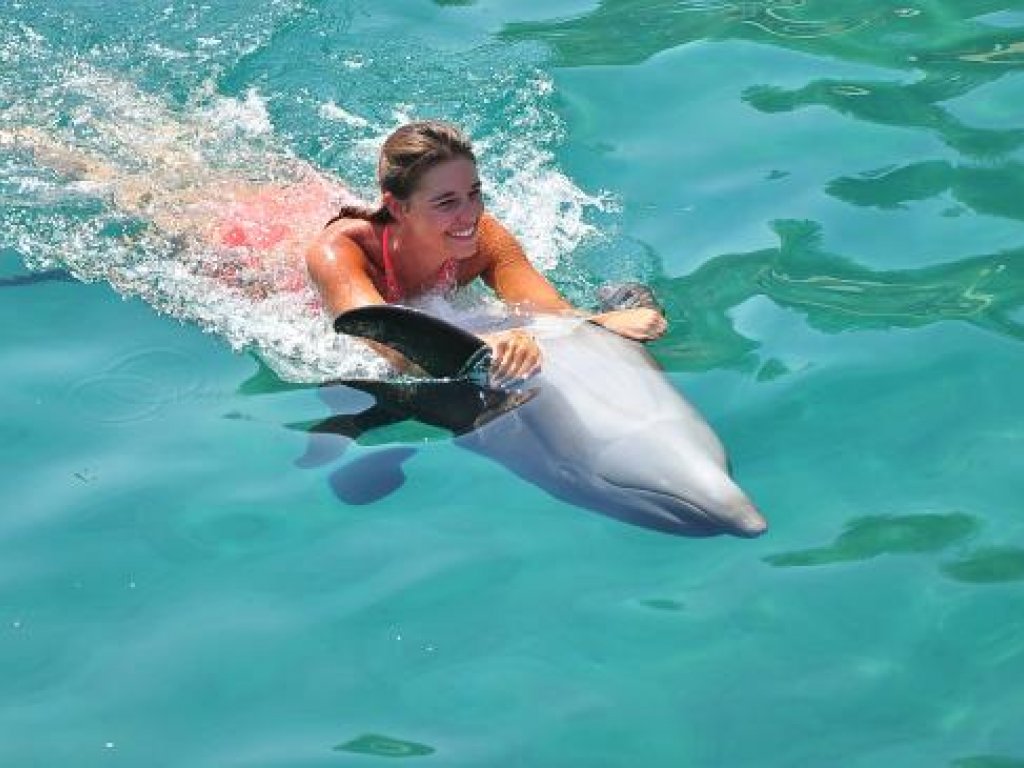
[448,225,476,238]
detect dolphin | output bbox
[325,303,767,538]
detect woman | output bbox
[305,120,667,384]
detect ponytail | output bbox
[324,201,393,229]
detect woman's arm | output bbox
[305,227,387,316]
[306,228,429,375]
[478,214,573,312]
[478,214,667,341]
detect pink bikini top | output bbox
[381,224,458,303]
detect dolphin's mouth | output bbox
[595,479,767,538]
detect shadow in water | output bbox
[649,219,1024,371]
[328,446,417,505]
[940,546,1024,584]
[0,268,75,288]
[764,512,979,567]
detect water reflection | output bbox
[649,219,1024,371]
[743,73,1024,158]
[951,756,1024,768]
[828,161,1024,221]
[501,0,1024,70]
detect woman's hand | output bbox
[589,308,668,341]
[479,329,542,386]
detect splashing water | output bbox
[1,17,615,382]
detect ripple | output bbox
[146,501,300,562]
[69,348,204,424]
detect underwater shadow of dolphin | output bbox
[305,303,766,539]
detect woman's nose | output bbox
[456,197,482,222]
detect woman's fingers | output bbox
[487,329,541,385]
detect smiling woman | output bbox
[305,120,668,384]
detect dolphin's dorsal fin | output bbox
[334,305,488,379]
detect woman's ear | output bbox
[383,192,406,222]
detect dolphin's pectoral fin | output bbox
[469,387,539,431]
[331,373,534,436]
[329,446,417,505]
[289,404,406,468]
[334,305,488,379]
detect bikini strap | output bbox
[438,258,458,295]
[381,226,459,302]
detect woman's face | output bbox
[399,155,483,261]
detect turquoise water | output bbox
[3,1,1024,765]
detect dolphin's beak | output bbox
[589,442,768,538]
[728,500,768,538]
[588,478,768,538]
[657,490,767,538]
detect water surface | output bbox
[2,1,1023,765]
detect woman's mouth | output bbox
[447,224,477,240]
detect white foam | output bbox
[2,29,616,384]
[202,88,274,138]
[319,101,372,129]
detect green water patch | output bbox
[334,733,436,758]
[649,218,1024,372]
[828,161,1024,223]
[502,0,899,67]
[500,0,1024,73]
[764,512,980,567]
[236,355,314,396]
[951,756,1024,768]
[637,598,687,612]
[742,73,1024,158]
[941,546,1024,584]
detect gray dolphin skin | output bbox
[332,305,768,538]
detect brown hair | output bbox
[327,120,476,226]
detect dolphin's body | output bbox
[325,305,767,538]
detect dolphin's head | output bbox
[582,438,768,538]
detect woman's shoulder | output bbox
[314,217,381,259]
[475,212,527,264]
